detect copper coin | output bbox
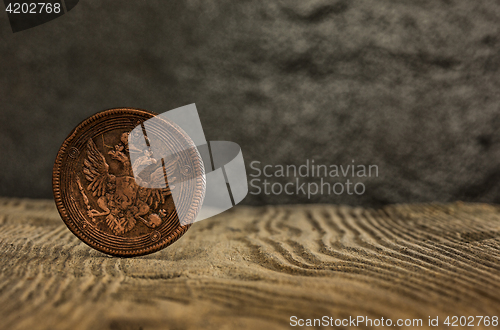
[53,108,205,257]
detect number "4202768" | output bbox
[6,3,62,14]
[444,316,499,327]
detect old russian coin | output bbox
[53,108,205,257]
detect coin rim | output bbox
[52,108,206,257]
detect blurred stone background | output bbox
[1,0,500,206]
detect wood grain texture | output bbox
[0,198,499,330]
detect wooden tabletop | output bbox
[0,198,499,329]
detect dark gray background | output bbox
[1,0,500,206]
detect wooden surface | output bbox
[0,198,499,330]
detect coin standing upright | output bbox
[53,108,205,257]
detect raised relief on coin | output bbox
[53,109,206,257]
[82,135,172,235]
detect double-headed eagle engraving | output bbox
[79,132,177,235]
